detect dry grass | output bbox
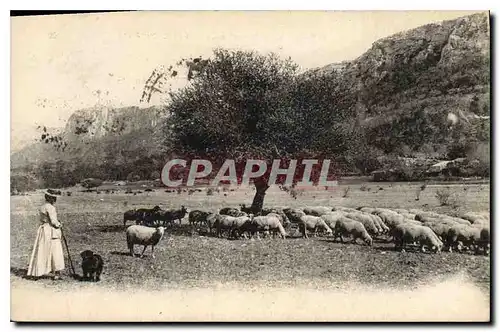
[10,181,490,294]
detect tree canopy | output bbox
[156,49,357,211]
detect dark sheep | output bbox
[219,207,247,217]
[156,205,189,226]
[80,250,104,282]
[134,206,162,226]
[189,210,211,228]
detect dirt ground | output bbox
[10,181,491,321]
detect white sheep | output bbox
[459,212,489,225]
[249,215,287,239]
[333,206,359,213]
[358,207,376,214]
[333,217,373,246]
[126,225,165,258]
[303,206,334,216]
[392,208,409,214]
[283,208,306,224]
[320,211,345,230]
[369,214,390,233]
[299,215,333,238]
[392,223,443,253]
[376,211,405,229]
[401,213,416,220]
[344,212,380,235]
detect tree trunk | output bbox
[250,178,270,214]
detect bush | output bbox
[11,173,40,193]
[435,187,462,208]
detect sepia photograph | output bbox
[9,10,491,322]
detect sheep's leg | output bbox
[140,245,148,258]
[128,243,135,257]
[96,267,102,282]
[151,245,155,259]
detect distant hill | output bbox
[11,105,165,169]
[310,12,489,156]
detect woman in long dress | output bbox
[27,189,65,280]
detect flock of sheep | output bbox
[122,203,491,258]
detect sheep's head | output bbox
[153,205,161,212]
[181,205,188,214]
[364,235,373,246]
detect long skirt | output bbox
[27,223,65,277]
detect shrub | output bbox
[435,187,462,208]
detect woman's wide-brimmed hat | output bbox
[43,189,62,197]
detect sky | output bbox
[10,10,485,150]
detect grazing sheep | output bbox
[376,211,405,229]
[133,206,163,226]
[344,212,380,235]
[358,207,376,213]
[231,215,253,239]
[212,214,251,239]
[247,215,287,239]
[205,213,222,235]
[332,206,358,213]
[386,219,421,242]
[299,215,333,238]
[156,206,189,226]
[369,214,390,233]
[423,221,456,240]
[445,225,474,252]
[401,219,423,226]
[320,211,345,230]
[333,217,372,246]
[447,224,489,254]
[460,213,489,225]
[219,207,247,217]
[283,208,306,224]
[392,224,443,253]
[446,216,472,226]
[261,207,291,227]
[126,225,165,258]
[370,208,397,215]
[303,206,334,216]
[401,213,416,220]
[392,208,409,214]
[188,210,211,228]
[414,211,442,221]
[477,227,491,255]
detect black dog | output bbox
[80,250,104,282]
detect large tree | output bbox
[149,49,356,212]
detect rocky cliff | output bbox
[311,13,490,155]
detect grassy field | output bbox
[10,181,490,295]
